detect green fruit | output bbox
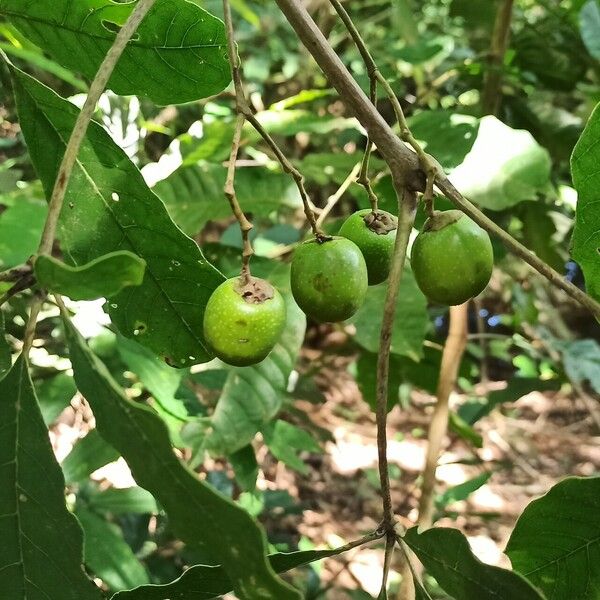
[203,277,286,366]
[339,209,397,285]
[411,210,493,306]
[291,236,368,322]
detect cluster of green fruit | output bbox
[203,205,493,366]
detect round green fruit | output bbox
[291,236,368,322]
[339,209,397,285]
[411,210,493,306]
[203,276,286,367]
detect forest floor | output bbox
[255,331,600,598]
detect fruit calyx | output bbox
[235,276,274,304]
[363,210,397,235]
[423,209,464,232]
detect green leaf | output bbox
[351,269,428,361]
[88,486,159,515]
[13,67,225,367]
[34,371,78,426]
[263,420,322,475]
[297,152,385,186]
[154,163,300,236]
[561,339,600,393]
[572,102,600,304]
[0,0,230,105]
[64,318,300,600]
[62,430,121,484]
[506,476,600,599]
[408,111,479,170]
[436,472,492,510]
[458,378,560,425]
[0,312,11,381]
[229,445,259,492]
[77,506,150,591]
[35,251,146,301]
[0,194,46,269]
[113,547,349,599]
[519,203,564,272]
[0,357,102,599]
[403,527,545,600]
[355,352,401,413]
[448,412,483,448]
[580,0,600,59]
[204,294,306,456]
[451,116,551,210]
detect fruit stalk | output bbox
[376,189,418,530]
[21,0,158,354]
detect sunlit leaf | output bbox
[62,430,121,484]
[263,420,322,474]
[88,486,159,516]
[572,102,600,304]
[450,116,551,210]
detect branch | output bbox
[482,0,515,116]
[20,0,158,353]
[376,190,418,527]
[274,0,600,320]
[223,0,324,239]
[417,302,468,529]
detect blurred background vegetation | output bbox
[1,0,600,597]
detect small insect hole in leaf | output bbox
[101,20,140,41]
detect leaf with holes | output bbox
[204,294,306,456]
[35,251,146,301]
[65,318,300,600]
[506,476,600,599]
[572,102,600,304]
[13,67,225,367]
[404,527,545,600]
[0,357,102,599]
[0,0,230,105]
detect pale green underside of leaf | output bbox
[64,318,300,600]
[571,102,600,304]
[404,527,545,600]
[450,115,552,211]
[13,67,225,367]
[205,294,307,456]
[0,357,102,599]
[351,266,428,361]
[0,0,231,105]
[35,251,146,301]
[112,547,345,599]
[506,476,600,599]
[154,163,301,236]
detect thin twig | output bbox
[224,113,254,282]
[397,538,431,600]
[274,0,600,319]
[417,302,469,529]
[20,0,158,354]
[0,274,35,307]
[379,533,396,598]
[315,161,361,227]
[377,190,418,527]
[0,264,32,283]
[222,0,324,240]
